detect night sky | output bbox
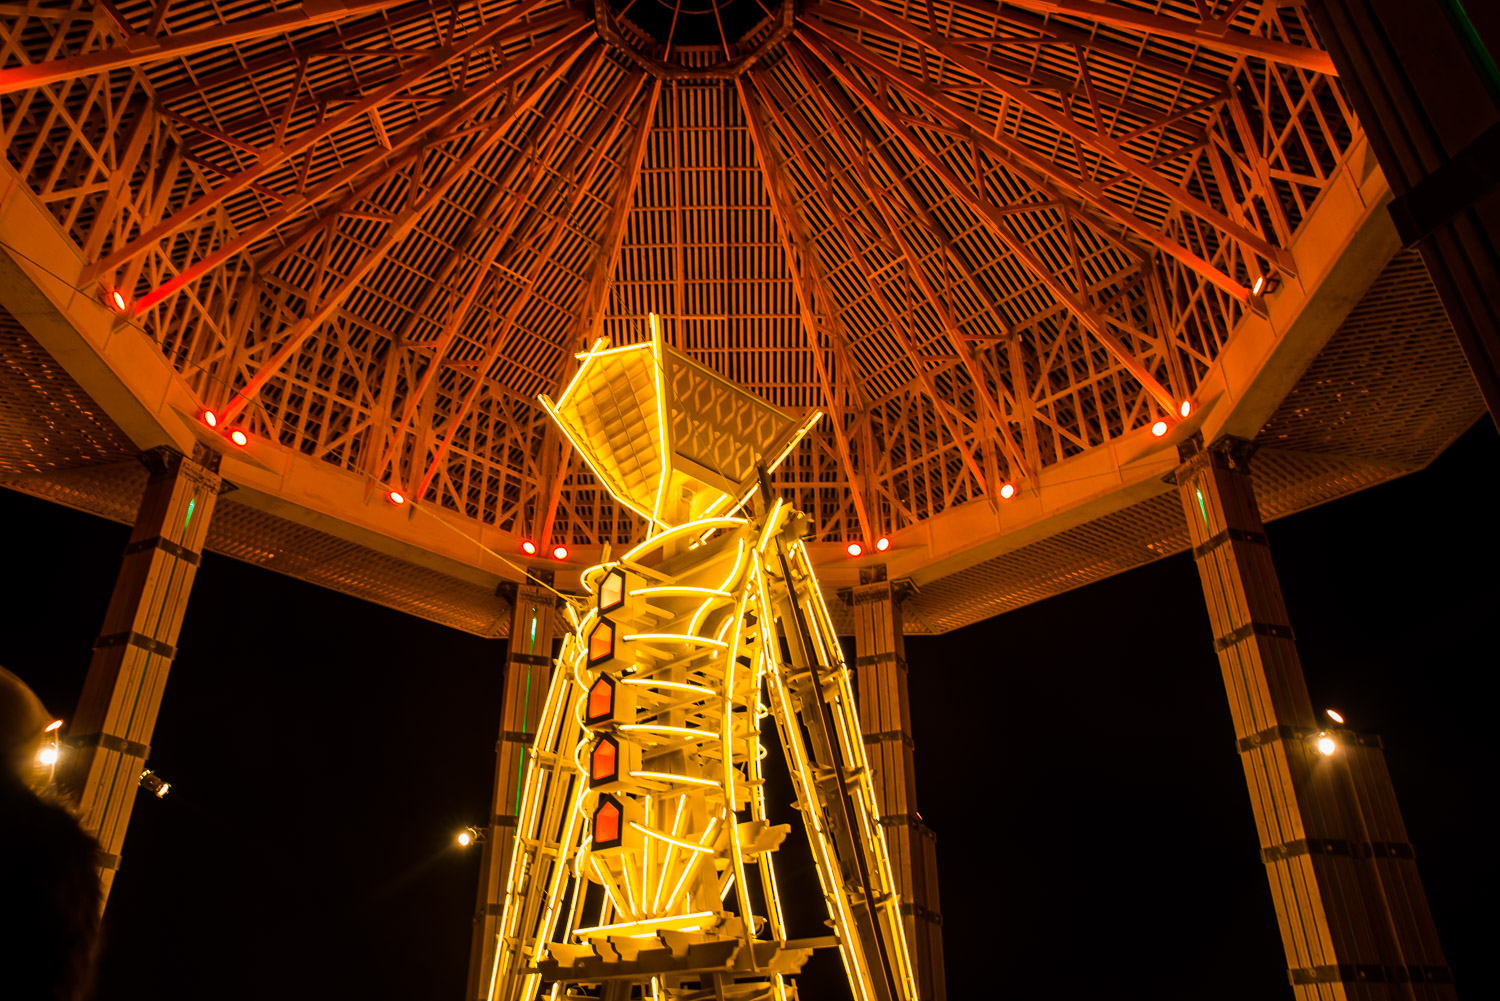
[4,421,1493,1000]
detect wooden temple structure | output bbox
[1,1,1493,997]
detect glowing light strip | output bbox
[722,588,758,964]
[619,724,713,738]
[621,517,747,562]
[642,792,653,909]
[721,539,749,594]
[649,313,674,527]
[554,337,610,408]
[573,911,716,939]
[621,846,640,914]
[756,497,785,554]
[661,817,719,907]
[629,821,717,854]
[633,586,731,597]
[621,678,716,698]
[623,633,728,648]
[650,794,687,913]
[569,343,652,361]
[589,855,631,918]
[629,770,720,787]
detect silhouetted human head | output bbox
[0,665,52,789]
[0,667,102,1001]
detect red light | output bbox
[846,542,863,557]
[202,410,218,428]
[552,545,569,561]
[1179,400,1192,418]
[999,482,1016,500]
[109,289,128,312]
[229,429,248,447]
[875,536,890,552]
[1151,420,1168,437]
[521,541,537,556]
[387,490,405,506]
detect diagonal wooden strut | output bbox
[217,33,594,426]
[798,29,1182,416]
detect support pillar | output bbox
[852,567,946,1001]
[466,578,559,1001]
[59,445,221,905]
[1176,437,1454,998]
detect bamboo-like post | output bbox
[465,579,560,1001]
[1176,436,1455,998]
[59,445,221,906]
[852,568,946,1001]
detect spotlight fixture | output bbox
[1151,420,1169,437]
[38,745,58,766]
[521,540,538,556]
[552,544,569,561]
[387,490,406,506]
[1315,733,1337,757]
[846,542,863,558]
[999,482,1016,500]
[457,826,485,847]
[139,770,171,798]
[1325,708,1345,725]
[107,288,128,312]
[875,536,890,552]
[1251,274,1281,296]
[44,719,63,732]
[229,429,249,447]
[202,410,218,428]
[1179,400,1192,418]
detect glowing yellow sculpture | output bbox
[487,318,915,1001]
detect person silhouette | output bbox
[0,667,102,1000]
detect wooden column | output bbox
[1176,437,1454,999]
[852,567,946,1001]
[466,577,560,1001]
[59,445,221,905]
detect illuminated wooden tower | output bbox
[484,320,916,1001]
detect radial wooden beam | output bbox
[0,0,417,93]
[942,0,1338,75]
[364,52,627,483]
[776,47,1034,483]
[386,66,648,495]
[90,0,583,282]
[736,76,876,545]
[801,11,1262,297]
[747,69,994,492]
[799,29,1181,416]
[218,34,593,426]
[534,79,664,545]
[411,80,660,503]
[788,47,1047,486]
[810,1,1289,275]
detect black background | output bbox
[3,421,1492,999]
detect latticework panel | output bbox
[0,0,1364,551]
[1257,250,1483,468]
[0,310,137,475]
